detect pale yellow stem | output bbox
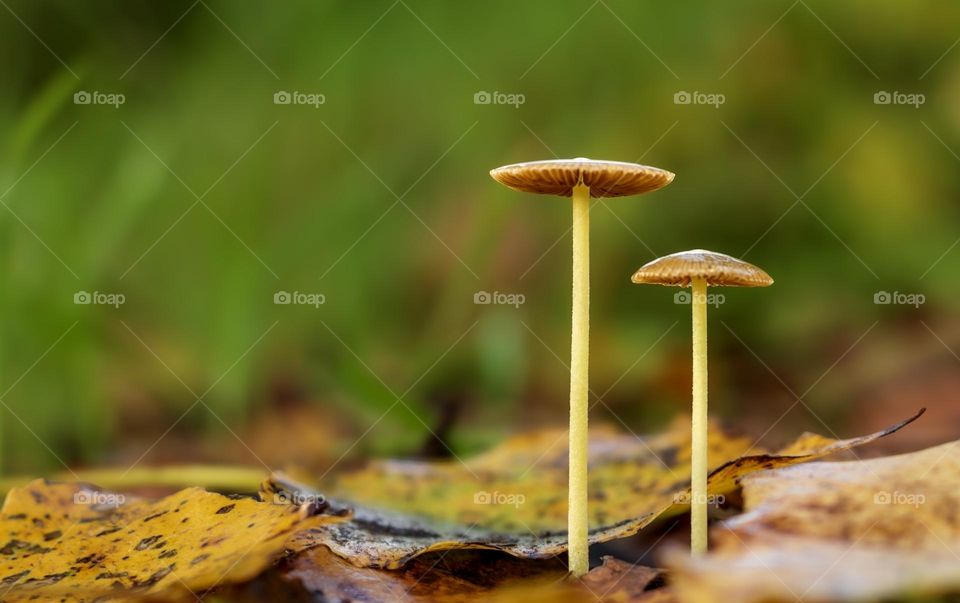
[691,277,709,555]
[568,183,590,577]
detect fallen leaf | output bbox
[284,546,567,602]
[228,548,664,603]
[0,479,335,602]
[666,436,960,603]
[276,410,921,568]
[578,556,665,602]
[0,465,266,496]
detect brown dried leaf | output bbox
[278,410,921,568]
[285,546,567,602]
[666,436,959,603]
[578,557,665,602]
[273,548,663,603]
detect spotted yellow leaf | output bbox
[0,479,336,602]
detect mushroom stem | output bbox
[690,277,709,555]
[568,183,591,577]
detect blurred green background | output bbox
[0,0,958,474]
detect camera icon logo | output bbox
[74,91,92,105]
[74,490,93,505]
[873,291,891,305]
[473,91,492,105]
[473,491,491,504]
[273,91,292,105]
[673,290,691,304]
[873,91,892,105]
[74,291,92,304]
[673,90,692,105]
[474,291,491,305]
[274,291,292,304]
[873,491,891,504]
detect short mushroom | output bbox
[491,158,674,576]
[631,249,772,555]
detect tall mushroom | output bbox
[631,249,772,555]
[491,158,674,576]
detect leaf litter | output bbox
[0,409,926,601]
[277,410,923,568]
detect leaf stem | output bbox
[0,465,266,497]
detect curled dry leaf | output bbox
[247,548,662,603]
[284,546,568,603]
[578,556,668,602]
[277,410,921,568]
[666,435,960,603]
[0,479,337,602]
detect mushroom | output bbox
[491,158,674,576]
[630,249,772,555]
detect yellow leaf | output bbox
[279,410,921,568]
[0,479,334,602]
[666,436,958,603]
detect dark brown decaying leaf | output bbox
[666,436,960,603]
[229,547,665,603]
[273,410,922,568]
[285,546,568,602]
[578,557,667,602]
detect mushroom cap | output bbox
[630,249,773,288]
[489,157,674,198]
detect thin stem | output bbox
[568,183,590,577]
[690,277,709,555]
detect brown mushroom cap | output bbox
[630,249,773,287]
[490,157,674,198]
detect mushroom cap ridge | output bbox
[490,157,674,198]
[631,249,773,287]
